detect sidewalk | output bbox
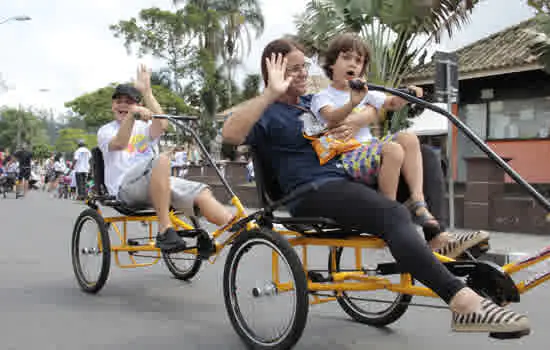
[229,206,550,265]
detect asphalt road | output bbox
[1,191,548,350]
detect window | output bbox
[488,97,550,139]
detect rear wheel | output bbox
[223,228,309,349]
[71,209,111,294]
[328,246,412,327]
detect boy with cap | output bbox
[97,64,234,253]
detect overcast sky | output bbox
[0,0,537,115]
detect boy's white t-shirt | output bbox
[310,85,387,143]
[97,120,158,196]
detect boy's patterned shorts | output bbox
[340,134,397,185]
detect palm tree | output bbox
[174,0,264,106]
[295,0,478,87]
[217,0,264,106]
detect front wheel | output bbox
[71,208,111,294]
[223,228,309,350]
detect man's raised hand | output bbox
[265,53,293,99]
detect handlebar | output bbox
[348,80,419,98]
[153,114,198,122]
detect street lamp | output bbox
[0,16,31,25]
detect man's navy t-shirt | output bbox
[245,94,346,205]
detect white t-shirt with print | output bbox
[73,146,92,173]
[310,85,387,143]
[97,120,158,196]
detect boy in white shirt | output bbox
[97,64,233,253]
[310,33,440,233]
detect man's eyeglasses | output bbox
[286,62,311,75]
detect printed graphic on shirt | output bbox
[299,112,327,137]
[127,134,149,154]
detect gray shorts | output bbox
[117,156,208,216]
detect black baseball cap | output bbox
[112,84,142,103]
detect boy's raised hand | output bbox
[134,64,152,95]
[265,53,293,99]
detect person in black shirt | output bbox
[14,143,33,197]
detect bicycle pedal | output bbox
[127,239,141,246]
[197,235,215,259]
[308,271,331,283]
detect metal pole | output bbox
[446,62,455,230]
[16,106,22,149]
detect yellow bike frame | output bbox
[95,196,249,269]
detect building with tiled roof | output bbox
[402,17,550,188]
[403,18,543,85]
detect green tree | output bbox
[33,143,53,160]
[241,73,261,100]
[55,128,97,153]
[525,1,550,73]
[0,107,49,150]
[528,0,550,13]
[65,84,197,130]
[216,0,265,106]
[64,85,115,130]
[110,7,201,93]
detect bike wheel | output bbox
[223,228,309,350]
[162,244,202,281]
[328,246,412,327]
[71,208,111,294]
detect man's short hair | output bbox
[260,38,305,86]
[322,32,371,80]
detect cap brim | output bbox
[112,92,140,102]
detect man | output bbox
[14,143,33,198]
[97,64,233,253]
[73,139,91,200]
[222,39,529,336]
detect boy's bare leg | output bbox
[195,188,234,226]
[149,154,172,231]
[377,142,404,200]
